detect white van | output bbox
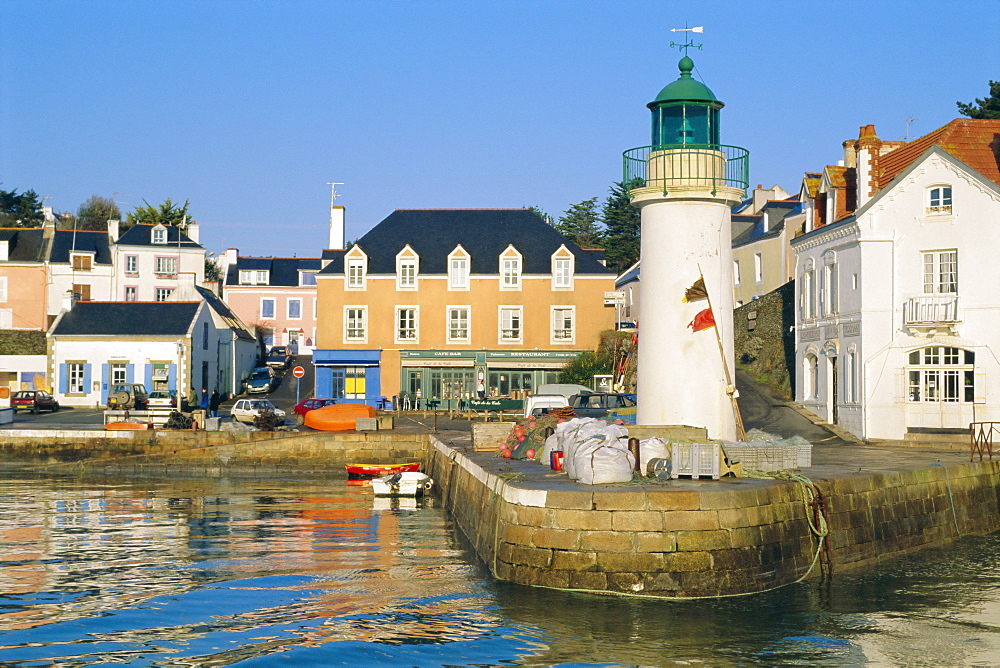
[537,384,594,400]
[523,394,569,419]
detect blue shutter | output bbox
[59,363,68,395]
[101,364,110,404]
[365,365,381,407]
[169,363,177,393]
[126,364,134,383]
[144,364,153,391]
[83,364,92,396]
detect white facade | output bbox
[793,147,1000,440]
[110,224,206,303]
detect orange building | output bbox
[314,209,616,408]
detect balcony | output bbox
[623,143,749,196]
[904,295,960,335]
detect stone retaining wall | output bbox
[428,438,1000,598]
[0,430,429,477]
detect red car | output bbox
[12,390,60,413]
[293,397,338,424]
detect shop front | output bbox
[399,350,583,410]
[312,349,382,407]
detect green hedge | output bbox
[0,330,47,355]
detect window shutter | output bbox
[169,363,177,393]
[126,364,134,383]
[83,364,92,393]
[101,364,110,404]
[59,363,68,395]
[145,364,153,390]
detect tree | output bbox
[957,81,1000,119]
[600,181,641,274]
[555,197,603,249]
[0,188,43,227]
[124,198,193,232]
[75,195,122,231]
[525,206,550,224]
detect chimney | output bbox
[329,206,345,250]
[107,219,120,243]
[172,272,200,300]
[43,206,55,222]
[854,124,882,209]
[0,239,8,262]
[62,289,75,312]
[225,248,238,264]
[186,221,200,244]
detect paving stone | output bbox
[593,491,648,511]
[661,550,712,572]
[580,530,636,552]
[675,529,731,551]
[547,508,613,531]
[636,531,677,553]
[611,511,664,532]
[545,489,594,510]
[532,528,581,550]
[647,490,700,511]
[550,550,598,571]
[662,510,720,531]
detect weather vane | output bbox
[669,25,704,56]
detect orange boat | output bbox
[104,421,153,431]
[303,403,376,431]
[345,462,421,480]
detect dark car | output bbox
[245,367,276,395]
[292,397,338,424]
[266,346,292,369]
[567,393,637,422]
[11,390,60,413]
[107,383,149,410]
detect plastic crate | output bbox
[671,442,721,480]
[356,418,378,431]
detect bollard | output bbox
[628,437,640,472]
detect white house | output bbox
[792,119,1000,441]
[109,221,206,303]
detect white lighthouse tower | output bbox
[624,43,748,440]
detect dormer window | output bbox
[71,254,93,271]
[238,270,269,285]
[551,246,574,289]
[151,225,168,244]
[396,246,419,290]
[448,246,470,290]
[500,246,522,290]
[300,272,317,286]
[927,186,952,215]
[345,247,368,290]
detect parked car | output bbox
[11,390,60,413]
[107,383,149,410]
[245,367,276,394]
[293,397,338,424]
[147,391,178,409]
[230,398,286,424]
[616,321,638,332]
[523,394,568,419]
[567,392,637,422]
[266,346,292,369]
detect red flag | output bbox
[688,307,715,332]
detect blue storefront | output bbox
[311,349,383,407]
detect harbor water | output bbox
[2,475,1000,666]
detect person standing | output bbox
[209,390,221,418]
[187,387,198,411]
[201,388,209,410]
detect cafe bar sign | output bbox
[401,350,582,360]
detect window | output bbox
[500,307,522,342]
[927,186,953,214]
[552,307,574,342]
[155,256,177,276]
[72,283,91,301]
[754,252,763,283]
[449,256,469,289]
[0,277,5,302]
[397,255,417,289]
[552,256,573,288]
[111,363,127,386]
[68,363,85,394]
[239,270,268,285]
[396,307,417,342]
[803,353,818,400]
[155,287,173,301]
[261,298,275,319]
[203,321,209,350]
[300,272,317,286]
[802,270,815,319]
[823,263,838,316]
[125,255,138,274]
[733,259,741,287]
[500,252,521,289]
[151,226,167,244]
[846,350,857,403]
[72,254,92,271]
[923,250,957,294]
[908,346,975,403]
[448,307,469,342]
[345,307,367,341]
[347,259,366,288]
[0,309,9,328]
[124,286,137,301]
[288,299,302,319]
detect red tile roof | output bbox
[878,119,1000,189]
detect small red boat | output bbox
[345,462,420,480]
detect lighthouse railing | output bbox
[623,143,749,195]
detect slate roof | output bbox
[733,217,785,248]
[318,209,613,276]
[224,257,322,287]
[195,286,256,341]
[49,229,112,264]
[51,302,201,336]
[878,119,1000,189]
[116,223,203,249]
[0,228,45,262]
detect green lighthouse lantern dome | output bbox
[648,56,723,147]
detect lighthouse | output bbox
[623,47,748,440]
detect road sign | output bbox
[292,366,305,378]
[604,291,625,305]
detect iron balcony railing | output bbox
[623,143,750,195]
[904,295,960,325]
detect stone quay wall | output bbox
[427,438,1000,598]
[0,429,429,477]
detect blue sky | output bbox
[2,1,997,257]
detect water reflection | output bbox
[1,475,999,666]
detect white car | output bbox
[147,391,178,409]
[230,399,286,424]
